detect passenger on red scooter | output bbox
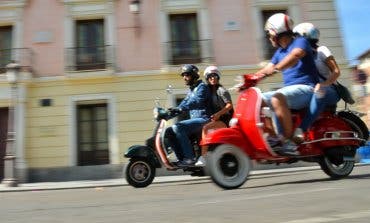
[169,64,212,167]
[256,13,320,155]
[196,66,234,166]
[293,23,340,136]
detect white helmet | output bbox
[293,22,320,40]
[264,13,294,36]
[204,65,221,80]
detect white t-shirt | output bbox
[315,45,332,81]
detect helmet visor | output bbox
[206,73,220,80]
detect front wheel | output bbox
[125,157,156,188]
[206,144,251,189]
[319,156,355,179]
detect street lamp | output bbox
[2,62,20,187]
[129,0,141,35]
[129,0,141,14]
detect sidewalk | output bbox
[0,166,321,193]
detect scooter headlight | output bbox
[229,118,239,127]
[153,107,159,119]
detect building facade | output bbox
[0,0,349,182]
[358,49,370,75]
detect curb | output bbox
[1,164,368,193]
[0,165,320,193]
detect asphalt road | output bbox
[1,165,370,223]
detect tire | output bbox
[206,144,251,189]
[319,155,355,179]
[125,157,156,188]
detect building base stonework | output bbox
[27,164,185,183]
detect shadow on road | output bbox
[171,172,370,190]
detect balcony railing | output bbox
[0,48,34,74]
[163,39,214,65]
[65,45,114,71]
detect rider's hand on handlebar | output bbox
[168,107,182,116]
[211,113,221,121]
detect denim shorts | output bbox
[262,84,314,110]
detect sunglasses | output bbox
[265,31,276,39]
[181,72,192,77]
[207,73,219,79]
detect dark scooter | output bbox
[124,101,204,188]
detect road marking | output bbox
[195,187,336,205]
[283,210,370,223]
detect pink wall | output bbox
[209,0,259,65]
[115,0,161,72]
[18,0,340,76]
[23,0,64,76]
[23,0,162,76]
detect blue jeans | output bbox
[172,118,209,160]
[299,85,340,131]
[263,85,314,109]
[262,84,314,135]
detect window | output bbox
[75,19,105,70]
[62,1,115,72]
[160,0,213,66]
[169,14,201,65]
[77,103,109,166]
[0,26,13,72]
[261,9,287,60]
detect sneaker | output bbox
[276,139,300,156]
[267,135,283,148]
[292,128,304,144]
[195,156,206,167]
[176,158,196,167]
[167,151,179,163]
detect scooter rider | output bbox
[256,13,320,155]
[169,64,212,167]
[293,22,340,135]
[197,66,234,166]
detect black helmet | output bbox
[180,64,199,79]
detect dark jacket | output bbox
[178,80,212,119]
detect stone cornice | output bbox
[61,0,113,4]
[0,0,26,8]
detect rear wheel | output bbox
[319,155,355,179]
[206,144,251,189]
[125,157,156,188]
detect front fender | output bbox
[124,145,161,168]
[201,128,253,155]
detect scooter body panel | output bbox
[202,87,279,160]
[124,145,161,168]
[201,127,254,156]
[235,87,275,158]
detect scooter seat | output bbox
[290,104,337,114]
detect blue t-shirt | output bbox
[271,37,319,87]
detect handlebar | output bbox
[229,73,266,91]
[167,108,182,117]
[230,71,280,92]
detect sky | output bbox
[335,0,370,64]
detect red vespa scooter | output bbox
[202,73,368,189]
